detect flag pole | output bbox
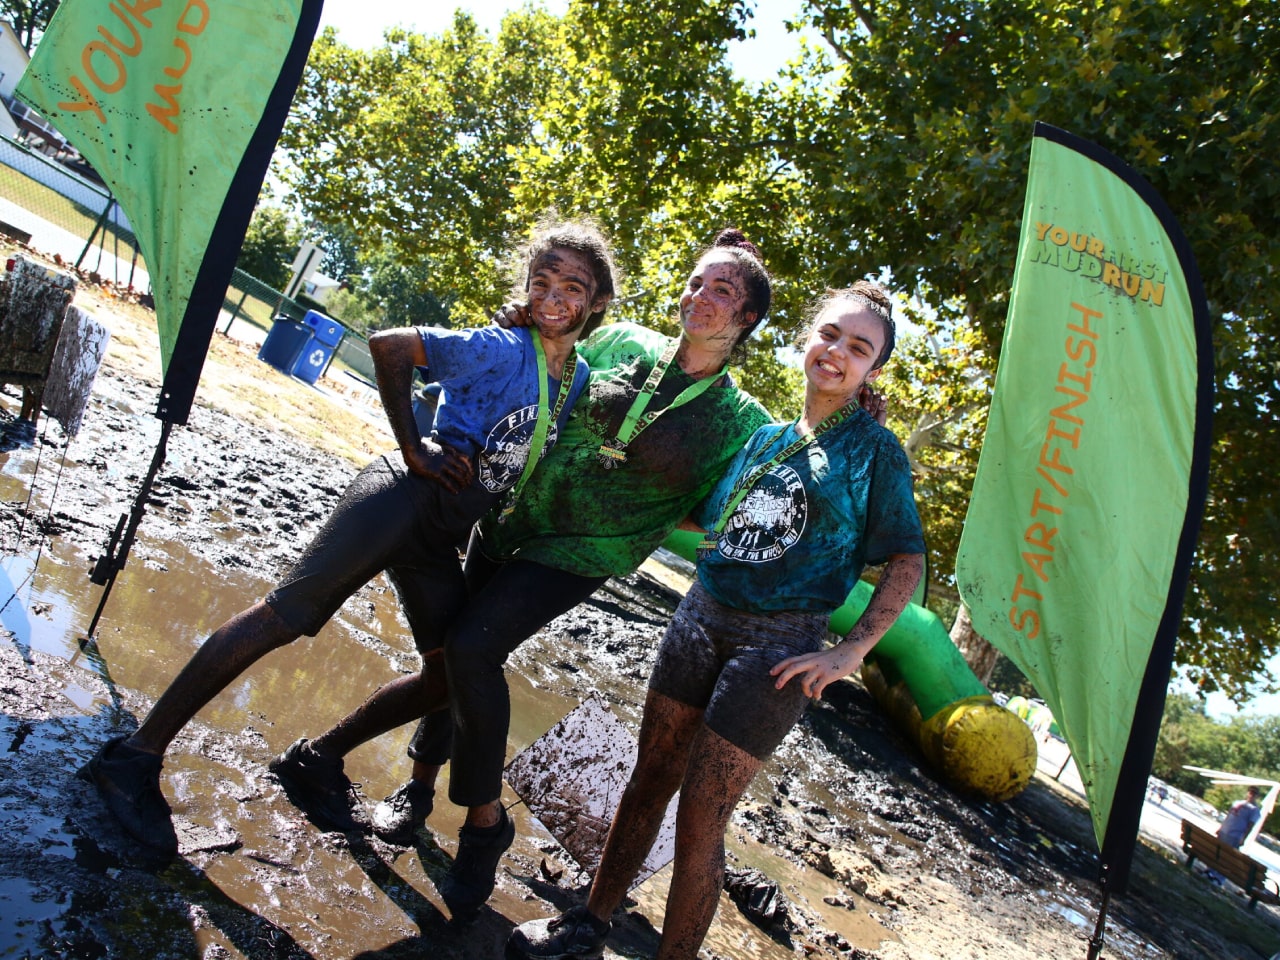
[1086,864,1112,959]
[83,419,172,639]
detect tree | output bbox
[766,0,1280,699]
[506,0,822,412]
[236,205,300,290]
[319,285,378,338]
[279,4,813,413]
[361,246,453,332]
[2,0,59,52]
[310,221,364,289]
[278,14,558,322]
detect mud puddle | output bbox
[0,362,1256,960]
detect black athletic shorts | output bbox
[266,454,496,653]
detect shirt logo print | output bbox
[717,465,808,563]
[479,404,558,493]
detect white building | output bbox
[0,21,29,141]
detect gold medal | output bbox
[597,436,628,469]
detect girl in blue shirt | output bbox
[80,219,617,858]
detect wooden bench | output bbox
[1182,818,1280,910]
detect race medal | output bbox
[600,338,727,472]
[597,436,628,469]
[696,534,719,559]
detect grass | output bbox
[221,286,278,332]
[0,164,140,253]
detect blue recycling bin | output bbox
[258,316,312,374]
[290,311,346,384]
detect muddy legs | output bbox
[585,691,702,921]
[126,600,299,756]
[655,727,761,960]
[581,691,760,960]
[311,649,450,759]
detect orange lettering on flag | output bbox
[1007,302,1104,635]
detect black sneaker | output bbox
[371,780,434,845]
[78,736,178,859]
[439,806,515,917]
[506,905,611,960]
[268,738,369,833]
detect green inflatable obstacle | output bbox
[834,580,1036,802]
[660,532,1036,801]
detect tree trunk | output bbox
[950,603,1000,686]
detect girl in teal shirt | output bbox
[509,280,926,960]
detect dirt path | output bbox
[1,270,1278,959]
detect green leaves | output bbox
[776,0,1280,700]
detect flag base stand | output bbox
[1086,866,1112,959]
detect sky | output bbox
[311,1,1279,724]
[315,0,812,85]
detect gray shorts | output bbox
[648,580,829,759]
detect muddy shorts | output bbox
[648,580,829,760]
[266,454,496,653]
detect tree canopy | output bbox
[1,0,59,53]
[236,205,300,292]
[274,0,1279,702]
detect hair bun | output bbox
[713,227,762,263]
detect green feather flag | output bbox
[16,0,322,423]
[956,123,1212,895]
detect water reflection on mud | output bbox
[0,494,867,959]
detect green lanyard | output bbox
[500,330,578,521]
[597,338,728,469]
[697,402,860,554]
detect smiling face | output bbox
[678,251,757,349]
[802,301,888,404]
[526,248,611,343]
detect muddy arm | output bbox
[369,328,472,490]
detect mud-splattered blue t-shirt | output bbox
[419,325,589,495]
[693,408,924,614]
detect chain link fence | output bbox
[0,134,142,282]
[0,133,376,386]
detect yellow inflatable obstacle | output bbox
[832,581,1037,802]
[660,532,1036,802]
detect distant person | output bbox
[78,218,617,859]
[508,280,926,960]
[1218,785,1262,849]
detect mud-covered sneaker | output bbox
[439,806,515,917]
[78,735,178,859]
[506,905,611,960]
[268,738,369,833]
[371,780,434,845]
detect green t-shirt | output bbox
[479,322,771,577]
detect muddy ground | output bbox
[1,281,1278,960]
